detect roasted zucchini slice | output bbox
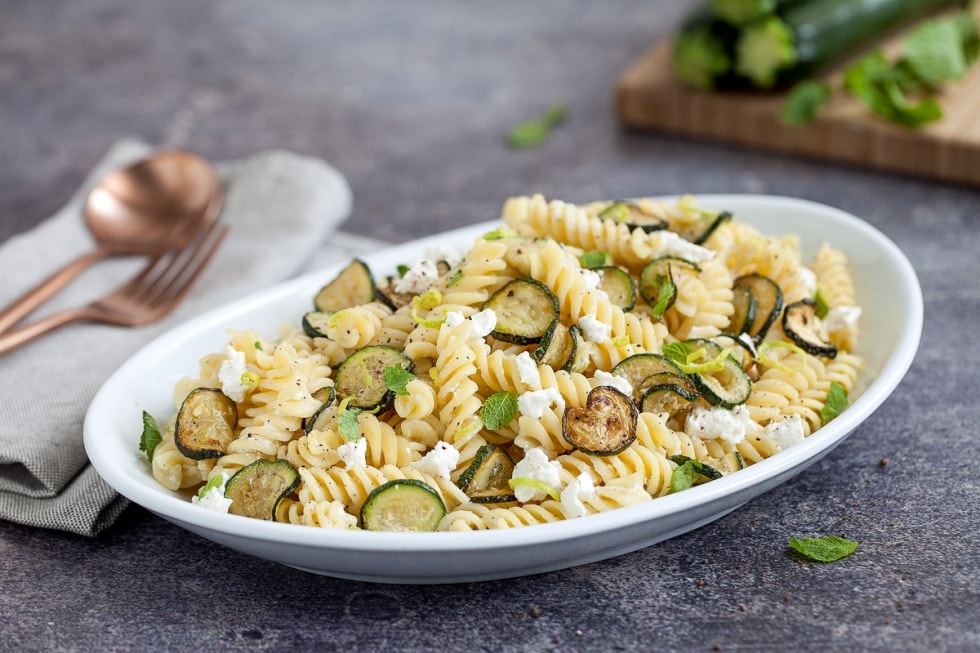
[682,338,752,408]
[225,459,300,520]
[360,479,446,532]
[562,386,638,455]
[782,298,838,358]
[314,259,375,313]
[640,382,699,416]
[731,273,783,342]
[174,387,238,460]
[374,275,415,310]
[611,352,687,403]
[639,257,700,319]
[301,311,332,338]
[482,278,559,345]
[303,386,337,435]
[457,444,517,503]
[565,324,591,374]
[533,320,575,369]
[673,209,732,245]
[335,345,414,412]
[598,201,668,233]
[595,265,637,311]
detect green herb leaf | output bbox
[139,411,163,462]
[661,341,692,365]
[337,398,362,442]
[481,391,519,430]
[396,264,410,277]
[821,381,849,425]
[903,15,967,86]
[581,251,611,269]
[813,288,830,319]
[197,474,224,499]
[844,51,943,128]
[789,535,859,562]
[384,364,416,396]
[668,455,723,493]
[672,25,733,90]
[650,274,676,320]
[506,104,568,149]
[780,80,832,125]
[447,270,463,287]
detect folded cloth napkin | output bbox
[0,138,359,536]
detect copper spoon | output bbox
[0,150,222,333]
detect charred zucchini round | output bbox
[782,298,838,358]
[562,386,638,455]
[301,311,333,339]
[683,338,752,408]
[533,320,575,370]
[482,278,559,345]
[174,388,238,460]
[640,382,699,416]
[225,459,300,521]
[595,265,637,311]
[360,479,446,532]
[731,273,783,342]
[457,444,517,503]
[303,386,337,435]
[335,345,414,412]
[598,201,668,233]
[611,352,687,403]
[314,259,376,313]
[639,257,700,319]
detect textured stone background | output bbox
[2,1,978,650]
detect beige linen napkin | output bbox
[0,139,362,536]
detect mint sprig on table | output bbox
[789,535,860,562]
[781,11,980,128]
[505,104,568,149]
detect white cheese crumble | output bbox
[592,370,633,397]
[394,258,440,294]
[655,231,715,263]
[338,437,367,468]
[798,267,817,298]
[578,315,611,343]
[517,387,565,419]
[425,245,463,268]
[765,414,806,451]
[511,447,562,502]
[411,441,460,480]
[444,311,466,328]
[580,268,601,290]
[191,473,233,513]
[823,306,862,333]
[470,308,497,338]
[217,345,249,403]
[515,351,542,389]
[560,472,596,519]
[684,405,758,445]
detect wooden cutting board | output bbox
[614,38,980,187]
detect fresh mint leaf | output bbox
[197,474,224,498]
[384,364,416,396]
[581,251,611,268]
[668,455,723,493]
[821,381,849,425]
[661,341,692,365]
[481,391,518,430]
[650,274,676,320]
[506,104,568,149]
[139,411,163,462]
[780,80,832,125]
[337,401,362,442]
[396,264,410,277]
[789,535,859,562]
[843,51,942,128]
[903,16,967,86]
[813,288,830,319]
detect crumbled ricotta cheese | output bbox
[515,351,542,389]
[444,311,466,328]
[580,269,601,290]
[684,405,758,445]
[394,258,440,294]
[518,387,564,419]
[765,414,806,451]
[511,447,563,502]
[592,370,632,397]
[823,306,862,333]
[655,231,715,263]
[411,441,460,480]
[798,267,817,298]
[191,473,233,513]
[338,437,367,468]
[425,245,463,268]
[560,472,596,518]
[470,308,497,338]
[578,315,611,342]
[217,345,249,402]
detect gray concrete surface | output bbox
[1,1,978,650]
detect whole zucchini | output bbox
[735,0,965,88]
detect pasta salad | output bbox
[142,194,865,531]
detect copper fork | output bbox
[0,219,229,356]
